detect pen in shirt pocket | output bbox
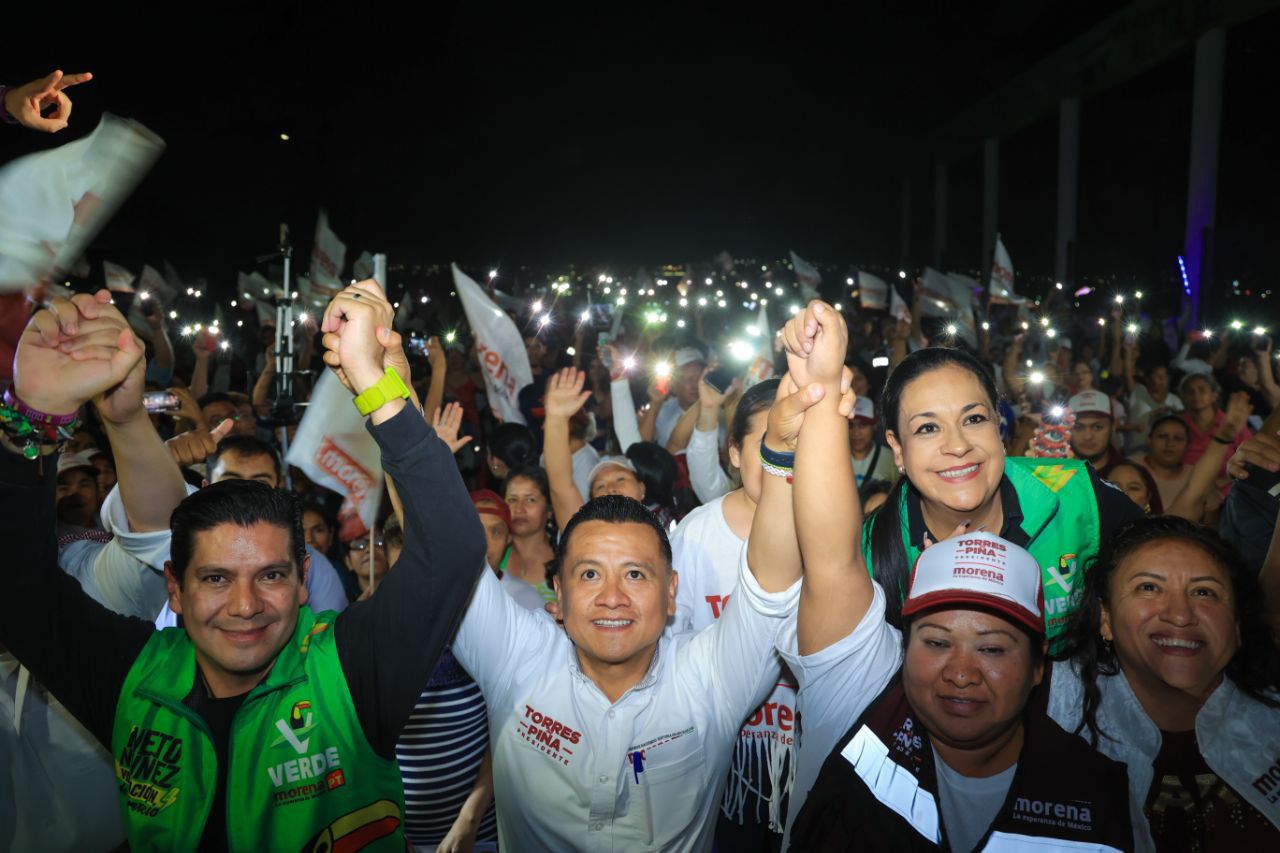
[630,749,646,783]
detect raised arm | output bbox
[1,290,155,746]
[319,279,486,758]
[1002,334,1026,400]
[664,397,700,454]
[58,298,188,533]
[423,336,447,419]
[606,345,643,451]
[1168,392,1251,520]
[542,367,590,525]
[784,302,875,655]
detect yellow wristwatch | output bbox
[352,367,412,416]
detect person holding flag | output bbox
[0,281,485,851]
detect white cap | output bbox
[853,396,876,422]
[673,347,706,368]
[901,532,1044,636]
[57,451,98,478]
[588,456,638,490]
[1067,390,1111,417]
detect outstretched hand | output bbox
[13,290,143,417]
[4,70,92,133]
[544,368,591,419]
[430,402,471,454]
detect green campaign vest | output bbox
[111,606,405,852]
[865,457,1101,653]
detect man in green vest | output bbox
[0,283,485,851]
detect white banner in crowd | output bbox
[0,114,165,291]
[988,234,1026,305]
[452,263,534,424]
[352,250,375,283]
[890,284,910,321]
[857,270,888,310]
[140,264,175,302]
[309,210,347,300]
[286,370,385,537]
[789,250,821,300]
[921,267,976,318]
[103,261,136,292]
[743,301,775,390]
[238,271,279,325]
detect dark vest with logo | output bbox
[789,675,1134,852]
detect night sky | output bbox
[4,3,1279,304]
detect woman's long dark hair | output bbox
[867,347,1002,628]
[1064,515,1280,746]
[625,442,678,509]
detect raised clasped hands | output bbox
[13,289,144,422]
[320,280,408,397]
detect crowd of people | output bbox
[2,69,1280,853]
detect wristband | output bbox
[3,389,79,427]
[760,458,794,483]
[759,435,796,469]
[352,367,413,416]
[1212,435,1233,445]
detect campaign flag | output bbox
[103,261,135,293]
[352,251,375,283]
[921,267,976,318]
[452,263,533,424]
[890,283,910,321]
[309,210,347,302]
[988,235,1026,305]
[239,271,279,326]
[790,250,822,300]
[857,270,889,310]
[0,114,165,292]
[743,301,776,390]
[286,370,384,539]
[139,264,175,303]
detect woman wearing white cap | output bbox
[782,300,1142,654]
[754,301,1137,850]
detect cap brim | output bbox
[901,589,1044,636]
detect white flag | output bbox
[140,264,175,302]
[742,301,775,390]
[309,210,347,302]
[103,261,135,292]
[452,263,534,424]
[988,235,1026,304]
[286,370,385,538]
[0,115,164,292]
[352,251,375,283]
[890,284,910,321]
[857,270,889,310]
[790,250,822,300]
[239,271,279,326]
[921,267,976,318]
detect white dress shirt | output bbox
[452,549,800,852]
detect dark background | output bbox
[3,3,1278,306]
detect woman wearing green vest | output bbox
[780,302,1141,653]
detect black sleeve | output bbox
[0,449,154,748]
[1090,464,1145,538]
[334,404,486,759]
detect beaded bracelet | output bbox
[2,388,79,428]
[0,401,79,459]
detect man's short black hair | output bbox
[547,495,673,582]
[169,479,305,585]
[197,391,236,410]
[209,435,283,483]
